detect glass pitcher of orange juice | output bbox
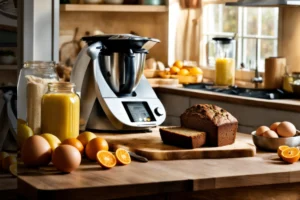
[41,82,80,141]
[213,37,236,86]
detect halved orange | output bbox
[96,150,116,169]
[281,147,300,164]
[115,148,131,165]
[277,145,290,159]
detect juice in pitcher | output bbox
[213,37,236,86]
[41,82,80,141]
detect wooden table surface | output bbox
[17,133,300,200]
[0,173,17,200]
[154,87,300,112]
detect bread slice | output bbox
[159,127,206,149]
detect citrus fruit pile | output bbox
[159,60,203,78]
[18,120,132,173]
[277,145,300,164]
[170,60,203,76]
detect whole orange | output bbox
[178,69,189,76]
[170,66,180,75]
[173,60,183,68]
[85,137,109,161]
[189,67,203,75]
[62,138,84,155]
[77,131,97,147]
[2,155,17,171]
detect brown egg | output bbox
[21,135,52,167]
[256,126,270,136]
[262,130,279,138]
[277,121,296,137]
[270,122,280,132]
[52,145,81,173]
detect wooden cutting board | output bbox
[96,128,256,160]
[147,78,181,87]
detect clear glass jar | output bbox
[213,37,236,86]
[17,61,58,134]
[41,82,80,141]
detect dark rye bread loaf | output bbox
[159,127,206,149]
[180,104,238,147]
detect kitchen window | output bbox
[202,4,279,72]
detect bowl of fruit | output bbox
[252,121,300,152]
[159,60,203,84]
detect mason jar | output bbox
[41,82,80,141]
[17,61,58,134]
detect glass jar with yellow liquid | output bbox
[41,82,80,141]
[213,37,236,86]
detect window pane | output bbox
[261,8,278,36]
[204,5,220,33]
[213,5,220,33]
[243,38,257,70]
[207,36,216,67]
[260,39,277,71]
[222,6,238,33]
[244,8,258,35]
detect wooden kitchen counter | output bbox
[154,87,300,113]
[17,133,300,200]
[0,173,17,200]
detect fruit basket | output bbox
[158,60,203,84]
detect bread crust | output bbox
[180,104,238,147]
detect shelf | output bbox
[0,43,17,47]
[60,4,168,12]
[0,65,18,70]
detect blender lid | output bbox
[82,34,160,51]
[82,34,159,42]
[212,37,234,44]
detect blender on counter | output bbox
[213,37,236,86]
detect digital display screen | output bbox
[123,102,156,123]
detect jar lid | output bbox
[23,61,56,68]
[212,37,234,44]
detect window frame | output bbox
[202,4,279,72]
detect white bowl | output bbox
[251,131,300,152]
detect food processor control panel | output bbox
[123,102,156,123]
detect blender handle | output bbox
[122,50,136,94]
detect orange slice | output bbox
[96,150,116,169]
[277,145,290,159]
[115,148,131,165]
[281,147,300,164]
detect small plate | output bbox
[251,131,300,152]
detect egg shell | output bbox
[277,121,296,137]
[52,145,81,173]
[21,135,52,167]
[262,130,279,138]
[270,122,281,132]
[256,126,270,136]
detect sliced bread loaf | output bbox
[159,127,206,149]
